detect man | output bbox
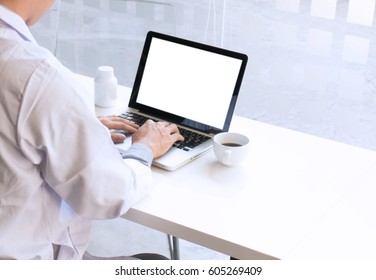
[0,0,183,259]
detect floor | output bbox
[30,0,376,259]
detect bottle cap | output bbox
[96,66,114,79]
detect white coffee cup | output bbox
[213,132,250,166]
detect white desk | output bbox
[90,77,376,259]
[285,167,376,259]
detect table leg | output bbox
[168,234,180,260]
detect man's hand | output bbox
[98,115,139,143]
[132,120,184,159]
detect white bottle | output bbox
[94,66,118,107]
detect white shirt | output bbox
[0,5,153,259]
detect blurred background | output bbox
[32,0,376,152]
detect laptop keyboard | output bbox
[119,112,211,151]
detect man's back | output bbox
[0,11,150,259]
[0,20,93,259]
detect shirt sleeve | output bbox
[17,60,152,219]
[121,143,153,167]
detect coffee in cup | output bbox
[213,132,250,166]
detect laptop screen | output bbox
[129,32,248,133]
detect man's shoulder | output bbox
[0,36,46,70]
[0,35,55,87]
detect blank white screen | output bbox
[137,38,242,129]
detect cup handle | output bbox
[223,149,232,165]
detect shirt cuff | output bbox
[121,143,153,167]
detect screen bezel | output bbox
[129,31,248,134]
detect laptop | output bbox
[116,31,248,171]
